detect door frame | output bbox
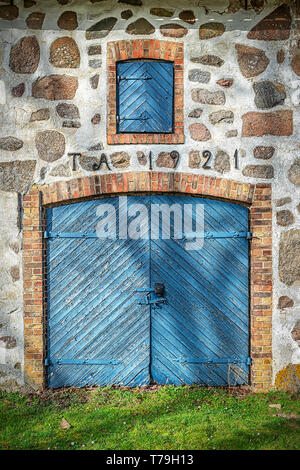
[22,172,272,391]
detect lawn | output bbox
[0,385,299,450]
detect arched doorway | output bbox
[22,172,272,391]
[45,194,250,388]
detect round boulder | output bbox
[35,130,65,162]
[9,36,40,74]
[50,37,80,68]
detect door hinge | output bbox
[117,73,152,83]
[175,357,252,365]
[45,358,121,366]
[173,232,252,240]
[44,232,99,239]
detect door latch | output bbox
[136,284,166,306]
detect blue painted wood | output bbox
[150,196,250,386]
[117,60,174,133]
[46,196,249,388]
[46,197,151,388]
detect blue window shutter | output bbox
[117,60,174,133]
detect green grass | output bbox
[0,386,299,450]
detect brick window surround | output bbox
[107,40,184,145]
[23,172,272,391]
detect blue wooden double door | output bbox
[46,195,250,388]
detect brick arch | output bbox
[23,172,272,391]
[106,39,184,145]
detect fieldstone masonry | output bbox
[0,0,299,392]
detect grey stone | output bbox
[86,17,118,40]
[253,81,286,109]
[118,0,142,5]
[0,336,17,349]
[111,152,130,168]
[9,242,19,254]
[56,103,80,119]
[277,49,285,64]
[26,12,45,30]
[79,155,100,172]
[90,74,99,89]
[137,151,147,166]
[121,10,133,20]
[214,150,230,174]
[32,75,78,101]
[199,22,225,40]
[188,108,203,118]
[191,55,224,67]
[188,70,211,83]
[150,8,173,17]
[276,210,295,227]
[188,150,201,169]
[189,123,211,141]
[0,137,23,151]
[242,165,274,178]
[35,131,65,162]
[160,24,188,38]
[57,11,78,30]
[0,5,18,20]
[291,321,300,346]
[91,114,101,125]
[24,0,36,7]
[50,37,80,68]
[276,197,292,207]
[235,44,269,78]
[254,146,275,159]
[88,143,104,151]
[279,229,300,286]
[126,18,155,35]
[191,89,225,105]
[10,266,20,282]
[156,152,178,168]
[226,130,238,138]
[209,110,234,125]
[89,59,102,68]
[29,108,50,122]
[9,36,40,74]
[179,10,196,24]
[11,83,25,97]
[40,167,47,179]
[88,45,102,55]
[62,120,81,128]
[278,296,294,309]
[49,163,71,177]
[288,159,300,186]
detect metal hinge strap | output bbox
[118,75,152,82]
[176,357,252,365]
[44,232,100,239]
[173,232,252,240]
[45,358,121,366]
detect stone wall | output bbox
[0,0,299,391]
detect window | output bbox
[116,60,174,134]
[107,40,184,144]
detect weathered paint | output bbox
[46,195,249,387]
[117,60,174,133]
